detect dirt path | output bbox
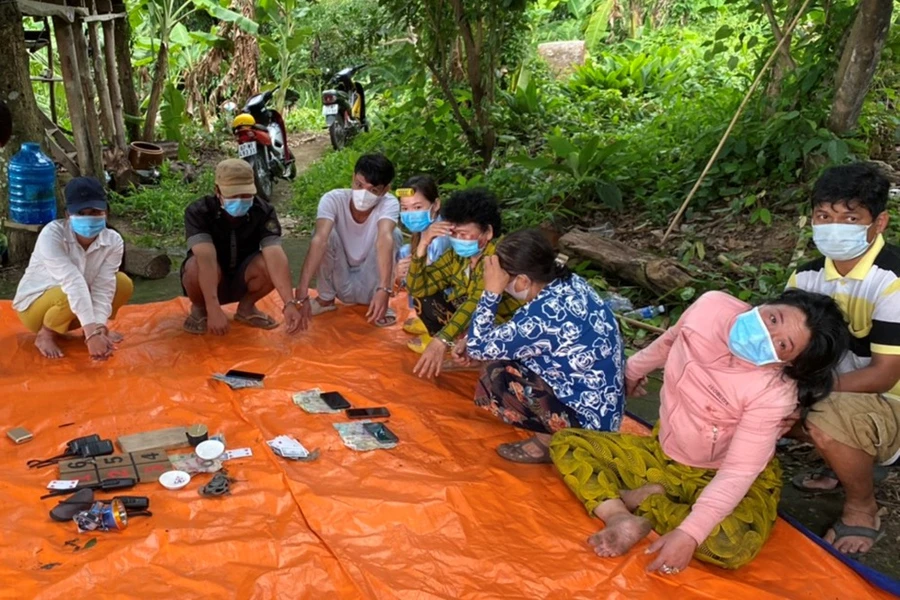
[269,133,331,208]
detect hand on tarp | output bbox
[645,529,697,575]
[451,337,472,367]
[413,338,447,379]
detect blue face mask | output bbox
[450,236,481,258]
[223,198,253,217]
[812,223,873,261]
[400,210,433,233]
[728,308,782,366]
[70,215,106,238]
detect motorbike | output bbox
[231,87,295,202]
[321,64,368,150]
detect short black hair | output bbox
[440,187,502,235]
[811,163,889,218]
[354,153,395,187]
[496,229,569,284]
[762,289,849,408]
[401,174,439,203]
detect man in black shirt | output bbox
[180,159,303,335]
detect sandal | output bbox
[49,488,94,522]
[403,317,428,336]
[375,308,397,328]
[183,313,208,335]
[234,311,278,330]
[496,437,553,464]
[310,297,338,316]
[792,466,892,494]
[829,515,886,560]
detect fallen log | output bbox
[559,229,693,294]
[123,244,171,280]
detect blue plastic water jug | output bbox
[8,142,57,225]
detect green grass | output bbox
[112,164,216,238]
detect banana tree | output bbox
[257,0,311,114]
[136,0,258,141]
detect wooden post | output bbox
[71,17,105,179]
[52,17,91,176]
[88,23,115,144]
[101,20,127,152]
[44,17,57,124]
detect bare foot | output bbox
[588,512,653,557]
[107,330,124,344]
[35,327,64,359]
[620,483,665,512]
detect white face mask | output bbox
[812,223,874,261]
[352,188,381,211]
[505,275,530,302]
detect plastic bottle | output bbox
[8,142,57,225]
[598,292,633,313]
[624,305,666,320]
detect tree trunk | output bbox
[53,18,92,176]
[559,229,694,294]
[102,20,128,152]
[0,0,46,216]
[827,0,893,134]
[112,3,141,142]
[88,23,116,144]
[142,41,169,142]
[72,18,105,178]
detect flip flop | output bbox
[234,312,279,330]
[830,515,886,560]
[183,313,207,335]
[49,488,94,522]
[310,297,338,316]
[792,466,893,494]
[375,308,397,328]
[403,317,428,336]
[496,437,553,464]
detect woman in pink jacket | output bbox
[550,290,848,574]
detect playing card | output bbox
[47,479,79,490]
[223,448,253,460]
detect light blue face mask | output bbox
[728,307,782,366]
[70,215,106,238]
[450,236,481,258]
[400,210,433,233]
[812,223,873,261]
[223,197,253,217]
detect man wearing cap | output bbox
[13,176,133,359]
[180,158,302,335]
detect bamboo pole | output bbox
[102,19,128,151]
[88,22,116,144]
[71,16,105,178]
[661,0,814,245]
[52,17,90,175]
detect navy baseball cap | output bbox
[65,177,108,213]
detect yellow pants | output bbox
[17,272,134,334]
[550,428,782,569]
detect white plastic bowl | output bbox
[159,470,191,490]
[195,439,225,461]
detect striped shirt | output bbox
[787,235,900,398]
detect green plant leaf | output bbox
[193,0,259,34]
[83,538,97,551]
[595,180,623,210]
[548,135,577,159]
[715,25,733,40]
[260,38,280,61]
[584,0,615,49]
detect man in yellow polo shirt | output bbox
[788,163,900,558]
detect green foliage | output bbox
[112,164,215,237]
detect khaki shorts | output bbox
[807,392,900,465]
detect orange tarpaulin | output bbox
[0,296,890,599]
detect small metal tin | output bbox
[186,424,209,447]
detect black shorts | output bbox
[181,251,260,305]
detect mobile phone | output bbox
[225,369,266,381]
[345,407,390,420]
[363,422,398,444]
[321,391,351,410]
[7,427,33,444]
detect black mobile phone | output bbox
[321,391,351,410]
[345,407,390,420]
[225,369,266,381]
[363,422,398,444]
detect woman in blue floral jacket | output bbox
[464,229,626,463]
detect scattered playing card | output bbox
[47,479,79,490]
[222,448,253,460]
[267,435,317,461]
